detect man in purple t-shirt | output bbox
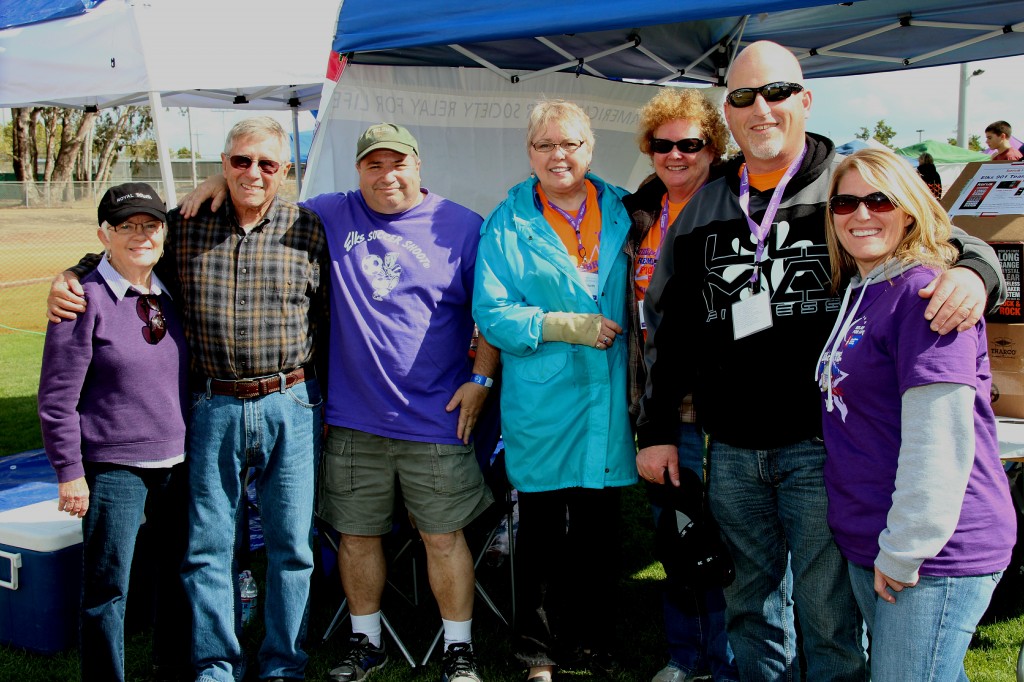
[310,125,499,682]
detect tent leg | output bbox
[148,91,178,209]
[292,106,302,197]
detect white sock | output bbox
[351,611,382,648]
[442,618,473,649]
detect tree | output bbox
[174,146,193,159]
[93,106,153,184]
[855,120,897,149]
[968,134,983,152]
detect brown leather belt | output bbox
[191,366,309,399]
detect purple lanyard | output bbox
[738,145,806,287]
[547,195,589,262]
[659,195,671,242]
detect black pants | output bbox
[513,486,622,667]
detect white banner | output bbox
[305,64,725,217]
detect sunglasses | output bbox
[136,294,167,345]
[650,138,706,154]
[228,155,282,175]
[725,81,804,108]
[110,220,162,235]
[828,192,898,215]
[531,140,585,154]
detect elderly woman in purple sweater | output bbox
[38,183,190,682]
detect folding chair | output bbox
[315,515,421,667]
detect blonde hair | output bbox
[826,148,958,293]
[526,100,595,152]
[636,88,728,163]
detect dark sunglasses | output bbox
[726,81,804,108]
[228,155,282,175]
[828,192,897,215]
[650,138,706,154]
[136,294,167,345]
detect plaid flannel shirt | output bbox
[164,196,329,380]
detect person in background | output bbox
[38,183,191,682]
[635,41,1005,681]
[473,99,636,682]
[916,152,942,199]
[623,88,738,682]
[985,120,1023,161]
[47,117,329,682]
[818,147,1014,681]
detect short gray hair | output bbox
[223,116,288,158]
[526,100,595,153]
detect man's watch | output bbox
[470,373,494,388]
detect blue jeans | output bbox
[650,424,737,681]
[80,461,189,682]
[182,378,322,682]
[848,563,1000,682]
[708,438,865,682]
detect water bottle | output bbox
[239,570,258,625]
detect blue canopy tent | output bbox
[303,0,1024,212]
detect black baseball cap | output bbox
[97,182,166,227]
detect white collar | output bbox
[97,256,172,301]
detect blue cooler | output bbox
[0,499,82,654]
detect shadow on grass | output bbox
[0,394,42,458]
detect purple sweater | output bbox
[38,270,188,482]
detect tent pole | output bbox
[148,92,178,209]
[292,106,302,197]
[957,63,968,147]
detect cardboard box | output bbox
[988,243,1023,322]
[942,161,1024,241]
[988,322,1024,418]
[0,499,82,654]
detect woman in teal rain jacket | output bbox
[473,100,636,682]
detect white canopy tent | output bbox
[0,0,341,205]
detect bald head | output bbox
[724,41,813,173]
[728,41,805,90]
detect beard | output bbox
[745,134,785,161]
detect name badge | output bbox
[732,289,773,340]
[581,271,599,302]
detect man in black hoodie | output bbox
[636,41,1004,681]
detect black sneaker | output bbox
[329,634,388,682]
[441,642,483,682]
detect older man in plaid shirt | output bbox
[49,116,329,682]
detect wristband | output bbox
[470,373,494,388]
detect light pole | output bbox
[916,129,924,143]
[956,64,985,147]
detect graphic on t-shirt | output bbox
[362,252,402,300]
[818,315,866,422]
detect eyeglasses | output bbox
[650,138,706,154]
[228,155,282,175]
[110,220,162,235]
[136,294,167,345]
[531,140,585,154]
[725,81,804,108]
[828,192,898,215]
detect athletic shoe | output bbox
[441,642,483,682]
[329,634,388,682]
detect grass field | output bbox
[1,207,1024,680]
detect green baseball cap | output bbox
[356,123,419,161]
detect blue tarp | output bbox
[0,0,100,30]
[332,0,1024,82]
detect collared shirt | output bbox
[162,195,329,380]
[97,255,172,301]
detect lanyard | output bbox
[738,145,807,289]
[546,195,589,263]
[659,195,671,242]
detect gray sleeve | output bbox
[875,382,976,583]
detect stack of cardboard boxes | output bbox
[942,161,1024,418]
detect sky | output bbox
[3,55,1021,159]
